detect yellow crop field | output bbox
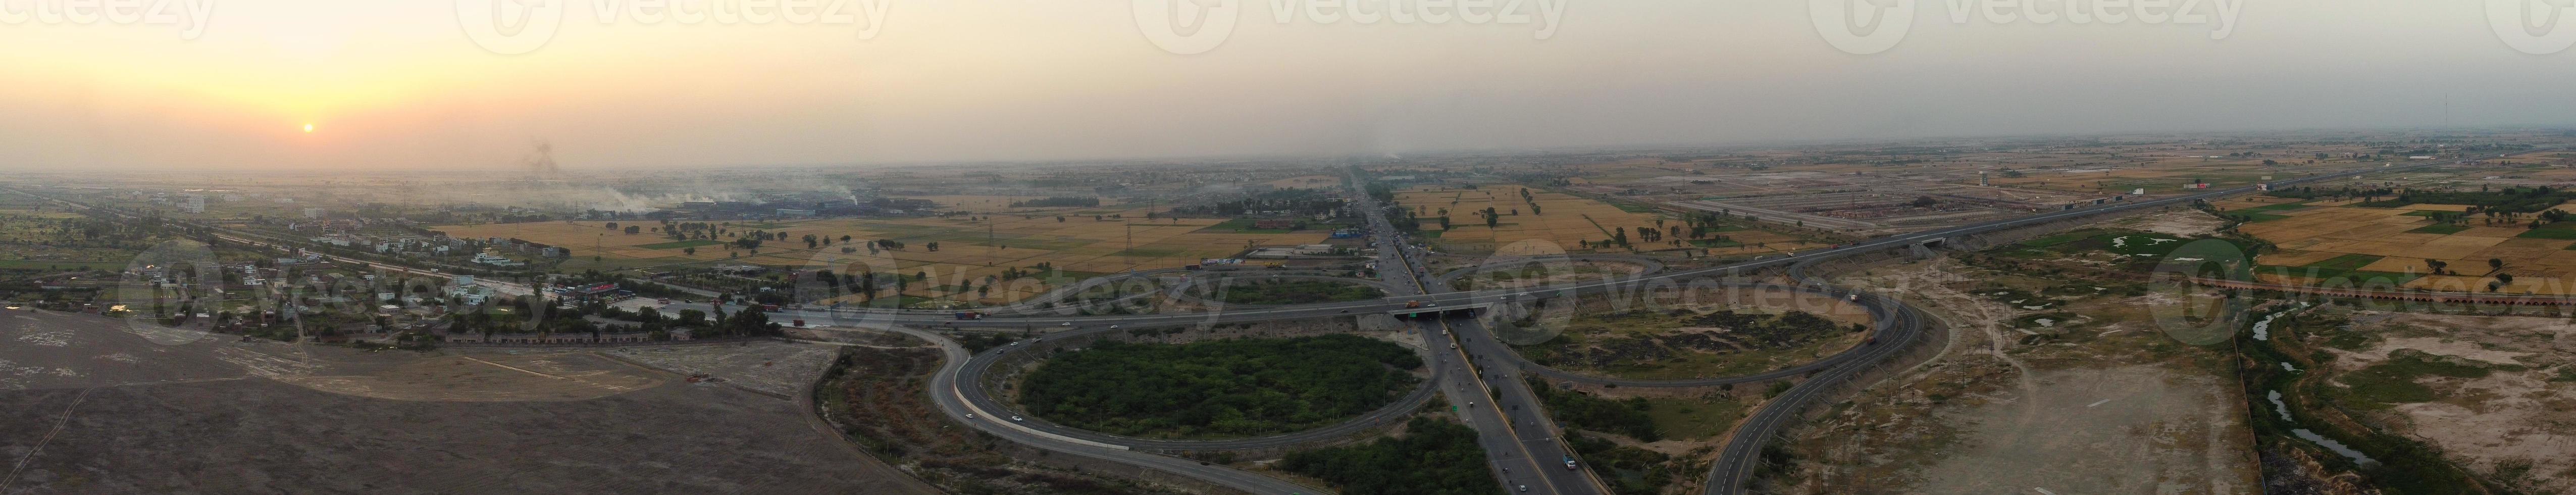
[1391,184,1817,256]
[2238,203,2576,294]
[435,203,1333,304]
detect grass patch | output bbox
[2405,224,2470,235]
[2302,254,2384,271]
[1687,238,1744,248]
[2332,349,2496,407]
[1610,202,1662,214]
[632,239,727,250]
[0,260,129,271]
[2234,202,2313,214]
[2517,222,2576,239]
[1641,396,1745,440]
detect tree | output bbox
[1912,196,1937,208]
[2490,258,2505,272]
[684,246,696,256]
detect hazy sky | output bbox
[4,1,2572,171]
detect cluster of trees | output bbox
[1018,334,1422,438]
[2355,186,2576,215]
[1010,196,1101,208]
[1528,378,1661,441]
[1565,432,1681,495]
[696,300,781,337]
[1277,417,1500,495]
[0,214,170,249]
[1170,188,1345,217]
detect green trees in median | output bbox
[1019,334,1421,438]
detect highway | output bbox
[695,154,2519,495]
[21,153,2522,495]
[651,153,2529,495]
[1347,167,1606,495]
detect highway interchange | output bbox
[19,152,2523,495]
[810,153,2518,495]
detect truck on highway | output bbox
[954,312,986,320]
[1405,300,1424,309]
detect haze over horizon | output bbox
[6,0,2573,172]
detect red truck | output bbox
[954,312,987,320]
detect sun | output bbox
[302,123,315,133]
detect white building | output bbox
[178,194,206,213]
[471,248,524,267]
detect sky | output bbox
[2,0,2573,172]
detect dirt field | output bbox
[1512,285,1875,380]
[0,311,932,495]
[1393,183,1816,256]
[1767,257,2258,494]
[2105,208,2229,238]
[436,205,1334,304]
[2311,312,2576,492]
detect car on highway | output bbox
[965,413,974,419]
[1059,322,1071,326]
[1517,485,1528,492]
[1010,415,1023,422]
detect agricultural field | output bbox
[435,204,1333,305]
[2220,188,2576,294]
[1393,183,1817,256]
